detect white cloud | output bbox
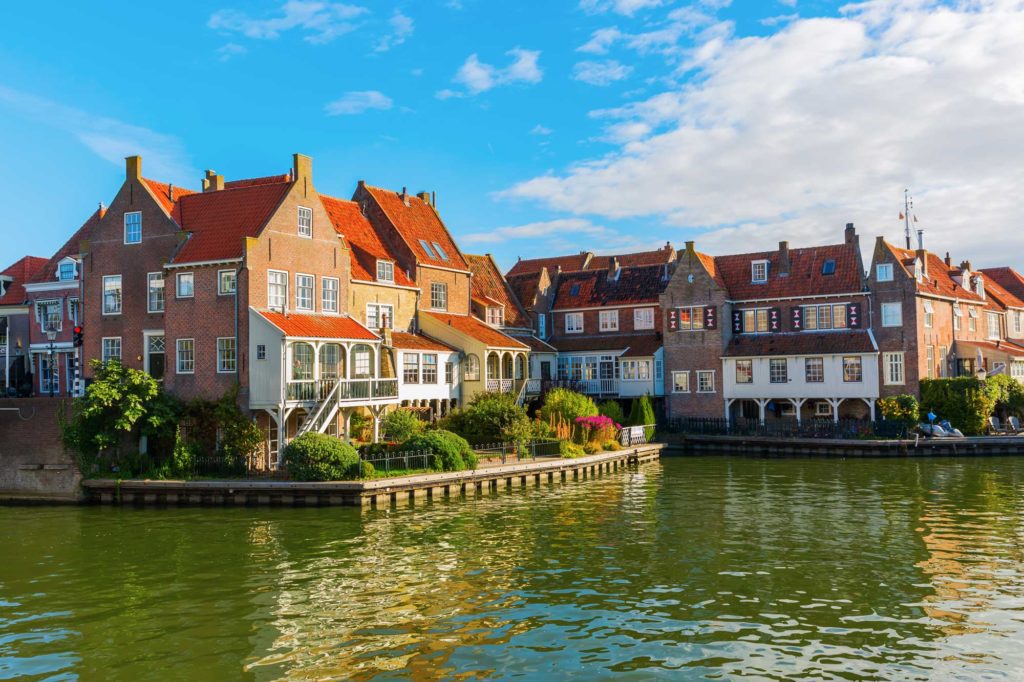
[439,48,543,98]
[208,1,368,44]
[324,90,393,115]
[501,1,1024,268]
[531,124,553,135]
[760,13,799,27]
[462,218,613,244]
[217,43,247,61]
[375,10,413,52]
[573,59,633,86]
[579,0,663,16]
[576,6,728,60]
[0,85,193,183]
[577,27,623,55]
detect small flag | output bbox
[899,212,905,220]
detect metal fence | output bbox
[665,417,908,440]
[189,455,286,479]
[472,440,562,464]
[358,449,435,475]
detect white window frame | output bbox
[599,310,619,332]
[805,357,824,383]
[216,337,236,373]
[322,277,339,312]
[672,371,690,393]
[815,401,833,417]
[881,302,902,327]
[987,312,1001,340]
[366,303,394,330]
[40,354,59,394]
[35,299,62,332]
[68,297,79,325]
[735,360,753,384]
[295,273,314,311]
[102,275,122,315]
[58,260,77,281]
[432,242,449,262]
[486,306,504,327]
[634,307,655,330]
[565,312,584,334]
[218,269,237,296]
[176,272,194,299]
[376,260,394,283]
[422,353,438,384]
[268,270,288,310]
[101,337,121,363]
[430,282,448,311]
[297,206,313,238]
[922,299,934,329]
[147,272,165,313]
[403,352,420,384]
[843,356,863,382]
[883,352,905,386]
[769,358,788,384]
[751,259,769,283]
[876,263,893,282]
[697,370,716,394]
[123,211,142,245]
[176,338,195,374]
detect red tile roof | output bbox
[320,194,415,287]
[958,339,1024,359]
[722,331,876,357]
[363,185,469,270]
[225,174,290,189]
[549,332,661,355]
[258,311,378,340]
[0,256,49,306]
[507,272,542,308]
[506,245,675,278]
[552,264,668,310]
[980,268,1024,309]
[423,311,529,349]
[507,253,591,277]
[142,178,196,224]
[590,244,675,270]
[513,334,557,352]
[881,242,984,303]
[713,242,862,301]
[174,180,292,263]
[389,331,456,352]
[28,207,104,284]
[465,253,530,328]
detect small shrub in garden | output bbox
[602,440,621,451]
[383,409,423,442]
[627,394,657,440]
[583,443,600,455]
[400,430,475,472]
[878,394,920,433]
[540,388,598,424]
[559,440,585,458]
[283,433,360,481]
[575,415,620,446]
[440,392,532,444]
[598,400,625,424]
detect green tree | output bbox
[986,374,1024,418]
[382,409,423,442]
[920,377,997,436]
[440,391,532,445]
[283,433,362,480]
[628,394,657,440]
[598,400,625,424]
[540,388,598,424]
[878,394,919,434]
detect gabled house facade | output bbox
[0,255,49,395]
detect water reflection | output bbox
[3,457,1024,680]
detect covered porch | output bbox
[726,396,877,424]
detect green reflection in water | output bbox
[3,456,1024,680]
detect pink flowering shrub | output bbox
[575,415,620,446]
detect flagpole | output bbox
[904,189,912,249]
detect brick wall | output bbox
[0,398,80,500]
[551,304,662,337]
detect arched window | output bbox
[515,355,525,380]
[464,354,480,381]
[487,352,500,380]
[319,344,342,380]
[292,343,313,380]
[351,344,374,379]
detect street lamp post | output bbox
[45,322,57,398]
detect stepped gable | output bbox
[320,194,415,287]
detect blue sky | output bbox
[2,0,1023,273]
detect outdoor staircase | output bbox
[515,380,528,407]
[296,381,343,436]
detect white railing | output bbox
[620,424,655,446]
[525,378,541,394]
[515,380,528,407]
[486,378,514,393]
[287,378,398,403]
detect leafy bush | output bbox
[540,388,598,424]
[383,409,423,442]
[987,374,1024,417]
[559,441,585,458]
[602,440,621,451]
[349,412,370,441]
[575,414,620,446]
[583,443,600,454]
[878,394,920,432]
[920,377,997,436]
[400,429,476,472]
[169,439,203,478]
[283,433,361,481]
[440,392,532,444]
[627,394,657,440]
[598,400,625,424]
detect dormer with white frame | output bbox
[376,259,394,284]
[55,257,79,283]
[751,259,769,283]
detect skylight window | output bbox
[418,239,437,259]
[432,242,449,261]
[822,260,836,275]
[570,284,580,296]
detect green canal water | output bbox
[4,456,1024,680]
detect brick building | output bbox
[0,256,49,394]
[662,225,878,423]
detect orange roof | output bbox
[507,272,542,307]
[143,178,196,224]
[465,253,531,328]
[981,268,1024,309]
[320,194,415,287]
[363,185,469,270]
[28,207,104,284]
[174,180,291,263]
[389,331,456,352]
[506,244,675,277]
[553,264,669,309]
[507,253,591,277]
[882,242,984,303]
[258,311,378,340]
[958,338,1024,359]
[0,256,49,306]
[423,311,530,349]
[225,174,290,189]
[712,242,861,301]
[589,244,675,270]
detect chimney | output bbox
[401,186,408,205]
[778,241,790,276]
[917,229,924,250]
[960,260,973,273]
[945,251,952,267]
[684,240,695,254]
[202,170,224,192]
[609,256,620,277]
[98,201,105,216]
[292,154,312,196]
[416,191,431,206]
[167,183,174,200]
[844,222,857,245]
[125,155,142,180]
[381,326,393,346]
[915,247,928,279]
[432,191,436,208]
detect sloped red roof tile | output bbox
[225,174,290,189]
[423,311,529,349]
[507,253,591,277]
[258,311,378,340]
[363,185,469,270]
[958,338,1024,359]
[28,207,104,284]
[513,334,557,352]
[882,242,984,303]
[389,331,457,352]
[320,194,415,287]
[507,245,675,278]
[722,331,876,357]
[552,264,668,310]
[0,256,49,306]
[507,272,541,308]
[590,244,675,270]
[714,242,862,301]
[980,268,1024,309]
[142,178,195,224]
[173,180,291,263]
[548,332,661,354]
[465,253,530,328]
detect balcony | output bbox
[486,378,515,393]
[543,378,619,395]
[525,378,541,395]
[287,378,398,403]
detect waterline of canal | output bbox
[3,456,1024,680]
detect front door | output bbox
[147,335,165,382]
[540,361,551,380]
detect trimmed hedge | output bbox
[283,432,361,481]
[400,429,478,472]
[919,377,995,436]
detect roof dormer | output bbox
[56,257,79,282]
[751,259,769,283]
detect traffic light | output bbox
[73,325,84,347]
